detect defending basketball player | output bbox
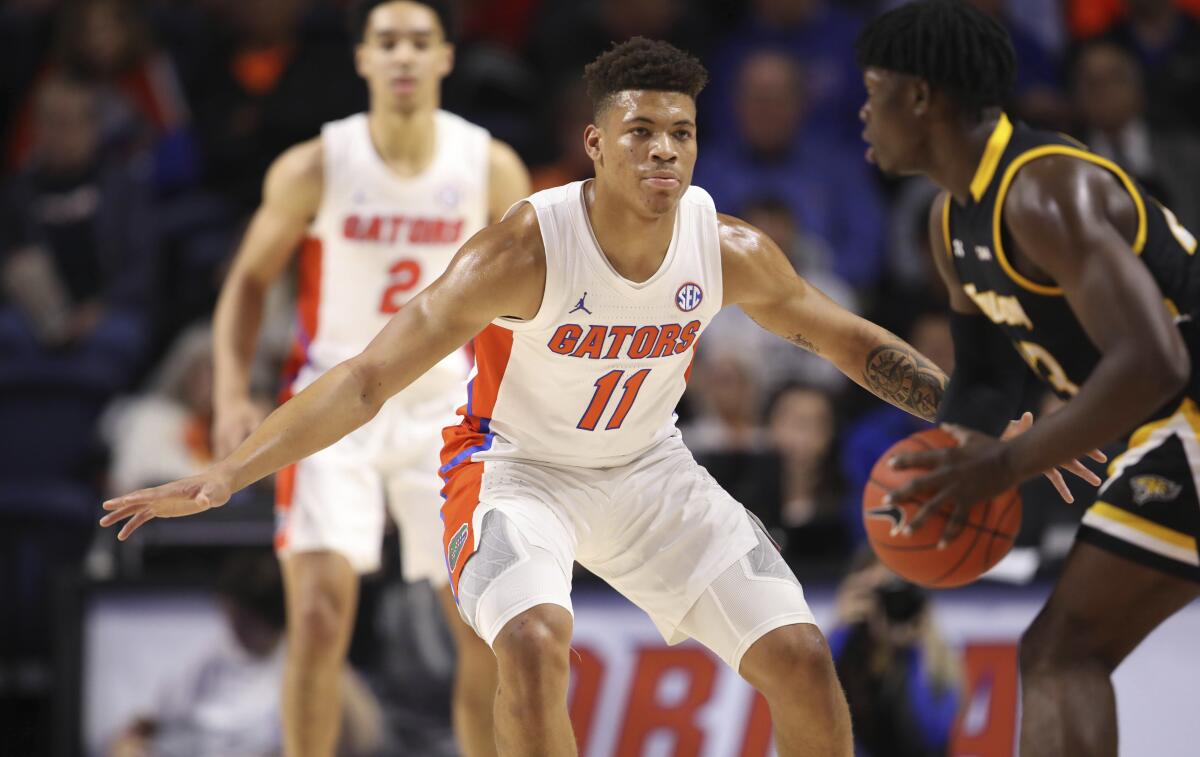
[209,2,528,755]
[106,38,956,755]
[857,2,1200,754]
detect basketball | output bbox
[863,428,1022,588]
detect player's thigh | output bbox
[455,507,575,648]
[275,440,387,575]
[383,461,449,586]
[1025,540,1199,668]
[674,514,817,673]
[442,458,579,647]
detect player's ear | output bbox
[439,43,455,78]
[584,123,603,164]
[912,77,931,116]
[354,43,368,80]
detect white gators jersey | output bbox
[442,180,722,470]
[283,111,490,402]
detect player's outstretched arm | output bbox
[719,214,947,422]
[102,206,547,540]
[211,139,323,457]
[992,158,1189,481]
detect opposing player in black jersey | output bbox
[857,2,1200,755]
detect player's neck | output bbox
[929,115,1002,205]
[584,179,676,282]
[366,106,438,176]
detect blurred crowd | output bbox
[4,0,1200,754]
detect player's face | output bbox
[356,1,452,114]
[859,67,927,176]
[586,90,697,216]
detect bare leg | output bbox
[1019,541,1199,757]
[436,585,499,757]
[491,604,576,757]
[739,623,854,757]
[280,551,359,757]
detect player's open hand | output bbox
[100,470,234,541]
[998,411,1106,503]
[887,412,1107,545]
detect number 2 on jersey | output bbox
[378,259,422,314]
[577,369,651,431]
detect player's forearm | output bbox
[846,325,947,423]
[216,359,383,492]
[212,275,267,407]
[1004,347,1188,481]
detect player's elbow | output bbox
[1140,336,1190,400]
[343,358,389,419]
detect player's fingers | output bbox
[890,449,947,471]
[1060,459,1102,487]
[102,486,160,510]
[100,504,143,527]
[939,423,973,445]
[940,502,971,547]
[887,467,949,506]
[1088,449,1108,463]
[906,490,950,535]
[117,510,156,541]
[1043,468,1073,503]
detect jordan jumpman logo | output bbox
[570,292,592,315]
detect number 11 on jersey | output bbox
[577,369,651,431]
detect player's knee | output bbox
[289,580,353,655]
[742,624,836,700]
[493,605,572,694]
[1020,607,1113,675]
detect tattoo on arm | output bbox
[864,342,947,422]
[787,332,819,354]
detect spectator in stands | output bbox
[830,552,961,757]
[694,50,886,290]
[703,0,864,144]
[762,382,849,565]
[1070,38,1200,230]
[968,0,1070,129]
[108,551,384,757]
[529,79,594,191]
[1094,0,1200,131]
[186,0,364,213]
[700,195,858,392]
[0,74,154,401]
[680,349,765,455]
[7,0,197,191]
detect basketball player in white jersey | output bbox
[209,2,528,755]
[107,39,948,755]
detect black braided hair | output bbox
[582,37,709,118]
[349,0,456,45]
[855,0,1015,120]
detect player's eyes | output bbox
[674,130,692,140]
[630,127,649,136]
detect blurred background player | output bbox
[210,1,529,755]
[858,2,1200,754]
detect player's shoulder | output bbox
[466,202,545,269]
[1003,153,1124,228]
[715,212,769,258]
[268,138,324,190]
[681,182,716,211]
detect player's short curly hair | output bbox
[582,37,708,118]
[855,0,1014,120]
[349,0,456,45]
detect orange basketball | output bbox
[862,428,1022,588]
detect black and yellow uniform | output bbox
[943,113,1200,581]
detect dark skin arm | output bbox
[895,157,1189,540]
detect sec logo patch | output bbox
[675,282,703,312]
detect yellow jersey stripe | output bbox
[1088,501,1197,551]
[992,146,1148,297]
[969,113,1013,202]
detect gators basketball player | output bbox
[106,38,955,755]
[210,1,528,755]
[857,2,1200,754]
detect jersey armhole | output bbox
[494,201,563,332]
